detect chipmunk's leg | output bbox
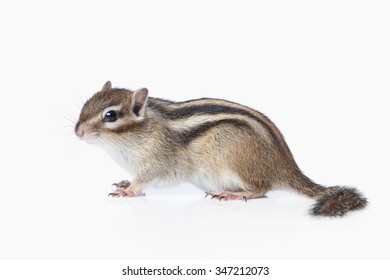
[205,190,267,202]
[108,180,145,197]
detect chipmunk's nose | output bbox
[76,129,84,138]
[75,123,85,138]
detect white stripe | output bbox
[167,113,267,137]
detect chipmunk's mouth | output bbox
[82,132,100,143]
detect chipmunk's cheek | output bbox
[103,119,125,130]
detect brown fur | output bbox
[75,82,368,217]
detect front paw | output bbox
[108,187,145,198]
[112,180,131,189]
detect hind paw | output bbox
[205,192,248,202]
[205,191,267,201]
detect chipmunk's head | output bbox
[75,81,149,144]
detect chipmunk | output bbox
[75,81,367,217]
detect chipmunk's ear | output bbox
[131,88,148,118]
[101,81,112,91]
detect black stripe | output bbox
[148,99,282,146]
[179,119,251,145]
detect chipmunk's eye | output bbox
[103,110,118,122]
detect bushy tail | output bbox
[310,186,368,217]
[288,175,368,217]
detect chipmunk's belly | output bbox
[190,169,246,192]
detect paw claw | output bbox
[108,192,117,197]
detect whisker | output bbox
[54,111,77,124]
[61,124,76,129]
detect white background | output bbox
[0,0,389,261]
